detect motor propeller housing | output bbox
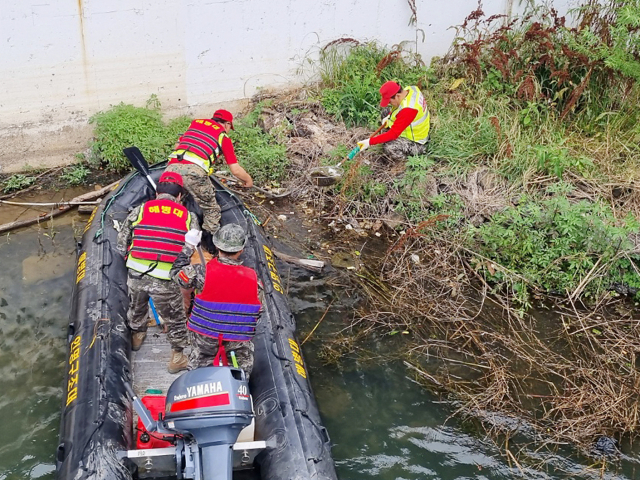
[126,367,254,480]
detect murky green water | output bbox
[2,222,640,480]
[0,222,80,480]
[283,264,640,480]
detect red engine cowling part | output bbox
[136,395,173,449]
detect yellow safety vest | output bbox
[387,86,430,144]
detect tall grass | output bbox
[320,42,433,128]
[317,9,640,303]
[230,102,288,184]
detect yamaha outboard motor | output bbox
[126,367,253,480]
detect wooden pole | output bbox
[272,249,325,272]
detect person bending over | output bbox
[165,109,253,250]
[357,81,431,162]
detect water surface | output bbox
[2,220,640,480]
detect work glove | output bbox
[357,138,371,152]
[184,229,202,247]
[381,115,390,126]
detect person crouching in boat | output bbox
[116,171,200,374]
[171,223,262,377]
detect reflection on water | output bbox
[3,220,640,480]
[0,222,80,480]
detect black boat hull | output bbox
[56,165,337,480]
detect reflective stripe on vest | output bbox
[388,86,430,144]
[168,119,229,174]
[126,199,190,280]
[187,258,261,341]
[125,257,173,280]
[188,299,260,341]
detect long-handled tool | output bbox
[148,297,168,333]
[309,121,387,186]
[123,146,157,190]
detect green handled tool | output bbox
[309,121,387,186]
[230,351,239,368]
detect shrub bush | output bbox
[89,95,191,172]
[472,195,640,300]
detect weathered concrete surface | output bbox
[0,121,92,173]
[0,98,249,173]
[0,0,575,172]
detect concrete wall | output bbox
[0,0,573,172]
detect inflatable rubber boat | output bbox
[55,163,337,480]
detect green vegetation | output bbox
[317,0,640,305]
[87,97,288,184]
[320,41,433,128]
[310,1,640,462]
[60,164,90,186]
[473,195,640,302]
[230,102,288,184]
[89,95,191,171]
[3,174,35,193]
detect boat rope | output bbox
[244,209,262,226]
[94,173,139,239]
[0,199,101,207]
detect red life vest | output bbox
[128,198,190,264]
[168,119,228,173]
[188,258,261,342]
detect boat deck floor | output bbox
[131,322,187,397]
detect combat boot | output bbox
[132,331,147,351]
[168,349,188,374]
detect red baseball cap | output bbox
[213,109,234,130]
[159,171,184,187]
[379,81,402,107]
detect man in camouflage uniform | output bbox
[117,172,200,374]
[171,224,262,377]
[165,110,253,250]
[165,161,221,237]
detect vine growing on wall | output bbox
[407,0,418,25]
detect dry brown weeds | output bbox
[249,90,640,461]
[356,228,640,456]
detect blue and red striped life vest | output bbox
[188,258,261,342]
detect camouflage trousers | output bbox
[165,162,220,234]
[127,273,188,351]
[188,330,255,378]
[383,136,429,162]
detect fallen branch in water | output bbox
[301,298,335,345]
[273,249,325,272]
[0,199,101,207]
[0,181,119,234]
[213,174,292,198]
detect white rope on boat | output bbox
[0,199,101,207]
